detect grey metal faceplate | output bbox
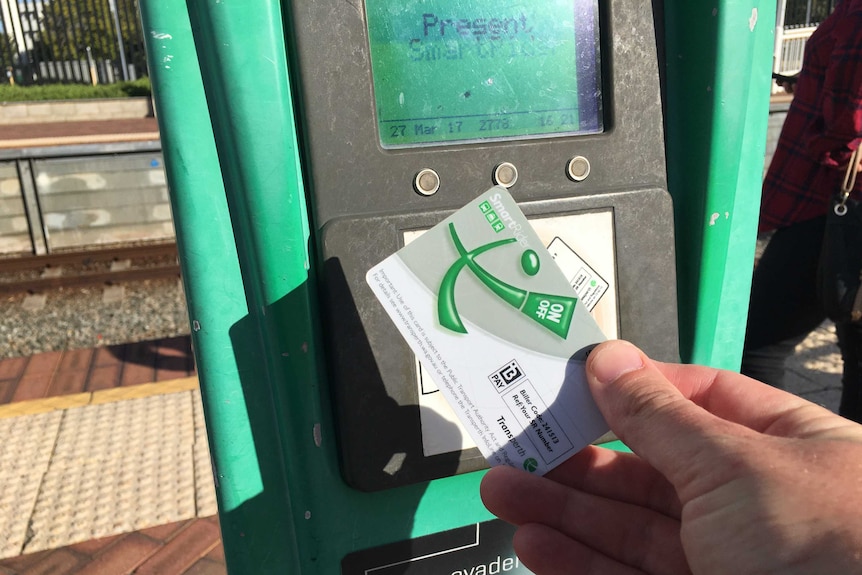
[288,0,668,223]
[286,0,679,490]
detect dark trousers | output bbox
[741,215,862,423]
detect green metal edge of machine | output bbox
[139,0,774,572]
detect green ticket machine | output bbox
[141,0,774,572]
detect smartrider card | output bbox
[366,186,609,475]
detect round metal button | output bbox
[492,162,519,188]
[414,168,440,196]
[567,156,591,182]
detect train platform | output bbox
[0,326,844,575]
[0,118,160,149]
[0,335,226,575]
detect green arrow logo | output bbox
[437,223,577,338]
[523,458,539,472]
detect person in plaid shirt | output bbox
[742,0,862,422]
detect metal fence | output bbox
[783,0,837,27]
[770,0,837,95]
[1,0,146,86]
[0,142,172,256]
[775,25,816,77]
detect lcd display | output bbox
[365,0,602,148]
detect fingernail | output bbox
[589,341,645,384]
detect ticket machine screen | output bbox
[366,0,602,148]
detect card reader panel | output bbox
[320,188,676,491]
[285,0,677,491]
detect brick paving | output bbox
[0,517,223,575]
[0,119,159,147]
[0,337,194,405]
[0,336,227,575]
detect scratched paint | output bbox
[709,212,731,226]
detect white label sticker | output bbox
[547,237,609,312]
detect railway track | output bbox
[0,243,181,295]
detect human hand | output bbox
[480,340,862,575]
[778,79,795,94]
[772,73,797,95]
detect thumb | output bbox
[585,340,748,492]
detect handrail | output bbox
[0,140,160,161]
[0,142,171,257]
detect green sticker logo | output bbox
[523,458,539,472]
[437,223,577,338]
[479,202,505,234]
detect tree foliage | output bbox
[784,0,838,27]
[1,32,15,72]
[38,0,141,61]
